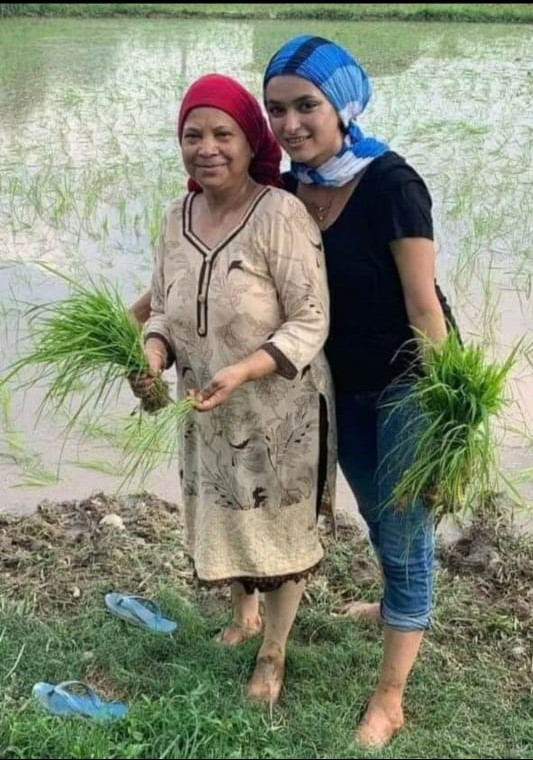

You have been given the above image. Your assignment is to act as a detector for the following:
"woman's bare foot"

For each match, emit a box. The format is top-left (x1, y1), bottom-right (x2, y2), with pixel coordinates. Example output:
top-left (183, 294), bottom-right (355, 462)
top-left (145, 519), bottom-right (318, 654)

top-left (245, 642), bottom-right (285, 705)
top-left (215, 615), bottom-right (263, 646)
top-left (336, 601), bottom-right (382, 623)
top-left (355, 695), bottom-right (404, 748)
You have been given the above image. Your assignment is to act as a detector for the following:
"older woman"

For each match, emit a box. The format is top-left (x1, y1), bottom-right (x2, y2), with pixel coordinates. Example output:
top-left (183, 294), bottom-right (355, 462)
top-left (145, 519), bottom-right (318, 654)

top-left (132, 74), bottom-right (335, 705)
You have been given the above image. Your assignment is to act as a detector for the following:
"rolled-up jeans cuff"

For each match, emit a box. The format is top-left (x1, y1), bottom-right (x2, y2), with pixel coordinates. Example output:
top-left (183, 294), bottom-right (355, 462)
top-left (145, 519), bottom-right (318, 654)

top-left (380, 600), bottom-right (432, 631)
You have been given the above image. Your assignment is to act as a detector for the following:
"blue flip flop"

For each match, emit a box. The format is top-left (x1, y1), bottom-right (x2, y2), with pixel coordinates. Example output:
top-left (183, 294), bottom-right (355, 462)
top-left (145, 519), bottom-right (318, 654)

top-left (105, 592), bottom-right (179, 634)
top-left (32, 680), bottom-right (128, 721)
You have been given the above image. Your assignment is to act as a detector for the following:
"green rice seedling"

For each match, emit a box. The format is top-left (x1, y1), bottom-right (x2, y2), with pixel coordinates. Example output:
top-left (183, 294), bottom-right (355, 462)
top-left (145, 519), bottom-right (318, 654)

top-left (2, 430), bottom-right (29, 464)
top-left (524, 339), bottom-right (533, 373)
top-left (0, 385), bottom-right (34, 468)
top-left (2, 265), bottom-right (172, 419)
top-left (1, 266), bottom-right (195, 479)
top-left (15, 462), bottom-right (60, 488)
top-left (0, 383), bottom-right (13, 429)
top-left (120, 395), bottom-right (194, 484)
top-left (388, 331), bottom-right (519, 520)
top-left (76, 415), bottom-right (123, 446)
top-left (70, 458), bottom-right (124, 477)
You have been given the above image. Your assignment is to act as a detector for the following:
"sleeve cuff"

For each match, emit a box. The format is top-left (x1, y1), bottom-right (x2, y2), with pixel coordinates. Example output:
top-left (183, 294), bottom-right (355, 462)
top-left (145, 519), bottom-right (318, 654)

top-left (260, 343), bottom-right (297, 380)
top-left (144, 332), bottom-right (175, 369)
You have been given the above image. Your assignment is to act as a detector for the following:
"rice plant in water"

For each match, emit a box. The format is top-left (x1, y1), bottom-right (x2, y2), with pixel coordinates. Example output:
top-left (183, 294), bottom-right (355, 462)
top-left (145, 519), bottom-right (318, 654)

top-left (391, 331), bottom-right (519, 520)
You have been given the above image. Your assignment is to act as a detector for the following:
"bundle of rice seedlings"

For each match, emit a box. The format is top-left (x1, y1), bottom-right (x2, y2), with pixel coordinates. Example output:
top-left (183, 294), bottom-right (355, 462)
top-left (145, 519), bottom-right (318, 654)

top-left (3, 267), bottom-right (171, 415)
top-left (391, 330), bottom-right (519, 520)
top-left (2, 266), bottom-right (194, 478)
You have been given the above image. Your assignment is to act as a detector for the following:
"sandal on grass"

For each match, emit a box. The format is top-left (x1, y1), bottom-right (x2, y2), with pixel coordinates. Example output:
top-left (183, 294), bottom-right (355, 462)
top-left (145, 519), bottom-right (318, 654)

top-left (105, 592), bottom-right (178, 634)
top-left (32, 680), bottom-right (127, 721)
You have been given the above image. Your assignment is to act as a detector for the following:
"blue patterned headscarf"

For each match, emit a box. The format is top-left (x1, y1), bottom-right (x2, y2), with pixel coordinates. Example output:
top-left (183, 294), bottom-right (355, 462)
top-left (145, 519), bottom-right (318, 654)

top-left (263, 35), bottom-right (388, 187)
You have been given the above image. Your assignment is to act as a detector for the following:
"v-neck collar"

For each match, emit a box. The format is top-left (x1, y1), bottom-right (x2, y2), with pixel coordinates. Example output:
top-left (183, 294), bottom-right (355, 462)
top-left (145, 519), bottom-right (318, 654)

top-left (183, 186), bottom-right (270, 256)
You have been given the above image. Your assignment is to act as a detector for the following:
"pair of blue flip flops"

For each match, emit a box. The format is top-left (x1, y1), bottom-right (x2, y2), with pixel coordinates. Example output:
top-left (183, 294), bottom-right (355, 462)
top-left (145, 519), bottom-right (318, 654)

top-left (33, 594), bottom-right (179, 720)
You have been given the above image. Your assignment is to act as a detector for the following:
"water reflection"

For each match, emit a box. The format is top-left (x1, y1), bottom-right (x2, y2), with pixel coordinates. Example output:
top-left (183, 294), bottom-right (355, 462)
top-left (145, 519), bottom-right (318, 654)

top-left (0, 17), bottom-right (531, 514)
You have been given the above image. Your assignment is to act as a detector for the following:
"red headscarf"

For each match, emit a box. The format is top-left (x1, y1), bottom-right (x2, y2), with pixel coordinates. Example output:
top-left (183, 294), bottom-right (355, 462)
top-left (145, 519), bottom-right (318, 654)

top-left (178, 74), bottom-right (282, 191)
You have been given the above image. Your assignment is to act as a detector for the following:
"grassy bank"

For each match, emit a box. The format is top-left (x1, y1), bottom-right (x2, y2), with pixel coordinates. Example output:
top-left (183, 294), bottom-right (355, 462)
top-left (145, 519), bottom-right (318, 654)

top-left (1, 3), bottom-right (532, 23)
top-left (1, 493), bottom-right (532, 758)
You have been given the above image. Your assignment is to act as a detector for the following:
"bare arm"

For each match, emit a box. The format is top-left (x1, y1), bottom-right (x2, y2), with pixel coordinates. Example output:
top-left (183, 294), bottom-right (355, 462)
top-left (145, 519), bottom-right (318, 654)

top-left (130, 290), bottom-right (152, 325)
top-left (193, 349), bottom-right (276, 412)
top-left (390, 237), bottom-right (447, 355)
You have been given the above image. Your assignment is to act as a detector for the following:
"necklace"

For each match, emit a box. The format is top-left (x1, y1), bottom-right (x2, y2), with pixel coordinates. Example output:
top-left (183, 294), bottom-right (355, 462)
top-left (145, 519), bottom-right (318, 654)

top-left (306, 198), bottom-right (333, 222)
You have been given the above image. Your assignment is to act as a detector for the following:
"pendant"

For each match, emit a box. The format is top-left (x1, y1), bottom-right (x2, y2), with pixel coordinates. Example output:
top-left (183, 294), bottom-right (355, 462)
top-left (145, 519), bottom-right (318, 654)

top-left (309, 199), bottom-right (332, 222)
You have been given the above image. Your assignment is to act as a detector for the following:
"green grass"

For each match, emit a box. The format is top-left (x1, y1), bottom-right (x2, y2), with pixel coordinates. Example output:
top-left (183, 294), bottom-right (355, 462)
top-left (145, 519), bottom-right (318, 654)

top-left (2, 598), bottom-right (529, 759)
top-left (1, 499), bottom-right (532, 759)
top-left (1, 4), bottom-right (532, 23)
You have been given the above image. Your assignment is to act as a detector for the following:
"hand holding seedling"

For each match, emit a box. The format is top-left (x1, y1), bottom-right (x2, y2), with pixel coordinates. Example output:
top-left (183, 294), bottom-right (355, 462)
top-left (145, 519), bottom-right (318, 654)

top-left (128, 339), bottom-right (171, 413)
top-left (193, 349), bottom-right (278, 412)
top-left (192, 363), bottom-right (249, 412)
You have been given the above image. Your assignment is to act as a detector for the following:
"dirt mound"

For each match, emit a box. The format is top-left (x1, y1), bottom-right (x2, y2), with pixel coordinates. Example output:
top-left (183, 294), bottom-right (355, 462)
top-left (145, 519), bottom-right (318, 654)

top-left (0, 492), bottom-right (192, 612)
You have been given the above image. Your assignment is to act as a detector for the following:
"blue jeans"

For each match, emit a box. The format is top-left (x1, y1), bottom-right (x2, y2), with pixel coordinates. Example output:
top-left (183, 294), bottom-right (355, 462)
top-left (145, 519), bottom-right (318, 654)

top-left (337, 382), bottom-right (435, 631)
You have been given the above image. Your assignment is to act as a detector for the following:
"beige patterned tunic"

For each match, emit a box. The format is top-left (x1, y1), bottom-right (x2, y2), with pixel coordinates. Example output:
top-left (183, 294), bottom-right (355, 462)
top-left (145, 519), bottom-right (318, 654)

top-left (146, 186), bottom-right (336, 586)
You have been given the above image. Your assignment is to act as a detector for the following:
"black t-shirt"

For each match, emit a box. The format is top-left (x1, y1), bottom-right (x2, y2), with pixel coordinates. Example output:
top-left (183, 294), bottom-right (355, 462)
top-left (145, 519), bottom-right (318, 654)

top-left (283, 151), bottom-right (456, 393)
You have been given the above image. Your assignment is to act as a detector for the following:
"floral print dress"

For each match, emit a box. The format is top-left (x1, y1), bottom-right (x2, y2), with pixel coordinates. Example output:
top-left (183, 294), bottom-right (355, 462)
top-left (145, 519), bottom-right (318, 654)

top-left (145, 186), bottom-right (336, 587)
